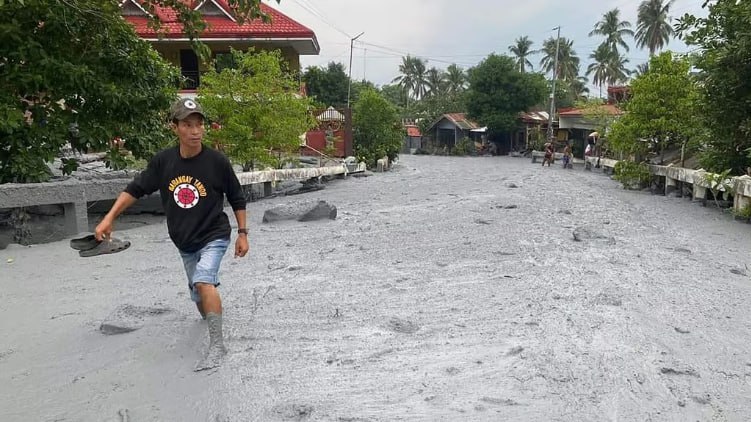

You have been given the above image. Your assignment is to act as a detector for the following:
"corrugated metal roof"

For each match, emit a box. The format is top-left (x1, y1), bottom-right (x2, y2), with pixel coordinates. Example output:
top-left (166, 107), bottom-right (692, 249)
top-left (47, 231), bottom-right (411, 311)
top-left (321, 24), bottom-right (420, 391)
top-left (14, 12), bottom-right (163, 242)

top-left (406, 126), bottom-right (421, 137)
top-left (558, 104), bottom-right (623, 117)
top-left (123, 1), bottom-right (317, 41)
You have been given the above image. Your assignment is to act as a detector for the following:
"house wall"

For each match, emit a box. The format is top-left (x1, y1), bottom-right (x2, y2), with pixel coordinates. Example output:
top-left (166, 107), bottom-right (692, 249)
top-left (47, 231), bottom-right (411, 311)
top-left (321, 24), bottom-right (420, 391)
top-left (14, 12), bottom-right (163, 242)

top-left (152, 43), bottom-right (301, 73)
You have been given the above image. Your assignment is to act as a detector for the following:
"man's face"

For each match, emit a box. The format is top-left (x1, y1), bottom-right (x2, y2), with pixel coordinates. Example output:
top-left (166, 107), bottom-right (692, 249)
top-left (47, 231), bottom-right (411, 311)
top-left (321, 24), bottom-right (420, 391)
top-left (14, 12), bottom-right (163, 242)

top-left (172, 114), bottom-right (205, 148)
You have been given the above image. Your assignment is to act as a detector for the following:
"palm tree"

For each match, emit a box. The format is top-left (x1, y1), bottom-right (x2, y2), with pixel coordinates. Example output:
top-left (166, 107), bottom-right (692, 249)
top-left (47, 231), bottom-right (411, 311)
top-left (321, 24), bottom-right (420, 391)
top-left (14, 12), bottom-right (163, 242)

top-left (445, 64), bottom-right (467, 94)
top-left (539, 37), bottom-right (580, 82)
top-left (586, 44), bottom-right (613, 97)
top-left (568, 76), bottom-right (590, 100)
top-left (392, 55), bottom-right (430, 101)
top-left (606, 54), bottom-right (631, 86)
top-left (635, 0), bottom-right (675, 56)
top-left (509, 36), bottom-right (534, 73)
top-left (633, 62), bottom-right (650, 77)
top-left (426, 67), bottom-right (446, 97)
top-left (589, 8), bottom-right (634, 53)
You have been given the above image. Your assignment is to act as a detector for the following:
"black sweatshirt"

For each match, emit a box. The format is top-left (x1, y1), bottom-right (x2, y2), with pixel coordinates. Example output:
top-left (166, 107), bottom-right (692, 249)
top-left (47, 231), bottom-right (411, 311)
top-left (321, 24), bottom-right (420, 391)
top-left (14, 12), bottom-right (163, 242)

top-left (124, 146), bottom-right (245, 252)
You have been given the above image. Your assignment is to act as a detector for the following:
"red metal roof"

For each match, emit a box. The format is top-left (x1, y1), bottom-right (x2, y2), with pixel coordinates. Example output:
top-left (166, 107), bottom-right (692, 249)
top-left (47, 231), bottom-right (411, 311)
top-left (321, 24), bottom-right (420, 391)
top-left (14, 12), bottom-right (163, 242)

top-left (124, 1), bottom-right (317, 40)
top-left (406, 125), bottom-right (421, 137)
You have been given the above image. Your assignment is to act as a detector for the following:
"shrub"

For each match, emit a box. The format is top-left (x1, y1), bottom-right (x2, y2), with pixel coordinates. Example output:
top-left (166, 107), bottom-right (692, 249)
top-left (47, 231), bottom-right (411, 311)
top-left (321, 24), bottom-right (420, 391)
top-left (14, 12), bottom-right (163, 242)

top-left (613, 161), bottom-right (650, 189)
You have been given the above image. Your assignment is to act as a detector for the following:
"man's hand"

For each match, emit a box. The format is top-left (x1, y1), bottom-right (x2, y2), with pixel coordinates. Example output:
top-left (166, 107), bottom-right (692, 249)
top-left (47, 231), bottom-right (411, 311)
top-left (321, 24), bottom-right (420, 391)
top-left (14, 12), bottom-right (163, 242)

top-left (94, 217), bottom-right (114, 241)
top-left (235, 235), bottom-right (249, 258)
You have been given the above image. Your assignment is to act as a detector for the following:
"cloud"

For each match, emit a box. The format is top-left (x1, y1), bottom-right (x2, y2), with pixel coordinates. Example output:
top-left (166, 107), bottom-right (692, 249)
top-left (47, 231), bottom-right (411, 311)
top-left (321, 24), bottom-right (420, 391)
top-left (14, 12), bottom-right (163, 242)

top-left (269, 0), bottom-right (708, 89)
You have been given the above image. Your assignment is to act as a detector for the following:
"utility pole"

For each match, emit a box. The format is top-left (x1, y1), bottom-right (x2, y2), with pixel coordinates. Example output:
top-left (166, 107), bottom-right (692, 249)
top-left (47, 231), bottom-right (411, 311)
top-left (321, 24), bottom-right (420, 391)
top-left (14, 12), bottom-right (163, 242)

top-left (547, 26), bottom-right (561, 144)
top-left (347, 31), bottom-right (365, 109)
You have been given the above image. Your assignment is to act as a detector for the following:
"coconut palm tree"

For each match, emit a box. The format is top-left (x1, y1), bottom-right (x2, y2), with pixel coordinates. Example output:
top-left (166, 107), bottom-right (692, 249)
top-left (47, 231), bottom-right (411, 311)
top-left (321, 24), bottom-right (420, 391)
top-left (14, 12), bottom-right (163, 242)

top-left (586, 44), bottom-right (613, 97)
top-left (606, 54), bottom-right (631, 86)
top-left (539, 37), bottom-right (580, 82)
top-left (426, 67), bottom-right (446, 97)
top-left (633, 62), bottom-right (650, 77)
top-left (568, 76), bottom-right (590, 100)
top-left (392, 55), bottom-right (430, 101)
top-left (508, 36), bottom-right (535, 73)
top-left (589, 8), bottom-right (634, 53)
top-left (445, 64), bottom-right (467, 94)
top-left (635, 0), bottom-right (675, 56)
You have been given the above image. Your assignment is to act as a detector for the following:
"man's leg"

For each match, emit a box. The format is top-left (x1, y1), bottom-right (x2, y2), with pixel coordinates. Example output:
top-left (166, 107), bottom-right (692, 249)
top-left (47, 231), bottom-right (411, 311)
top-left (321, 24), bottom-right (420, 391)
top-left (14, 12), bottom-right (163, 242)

top-left (191, 238), bottom-right (230, 372)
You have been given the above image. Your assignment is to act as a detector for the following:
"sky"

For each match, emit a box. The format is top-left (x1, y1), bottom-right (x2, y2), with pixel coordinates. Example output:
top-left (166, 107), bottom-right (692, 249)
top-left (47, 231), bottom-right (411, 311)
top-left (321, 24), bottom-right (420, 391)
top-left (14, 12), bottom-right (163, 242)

top-left (265, 0), bottom-right (708, 95)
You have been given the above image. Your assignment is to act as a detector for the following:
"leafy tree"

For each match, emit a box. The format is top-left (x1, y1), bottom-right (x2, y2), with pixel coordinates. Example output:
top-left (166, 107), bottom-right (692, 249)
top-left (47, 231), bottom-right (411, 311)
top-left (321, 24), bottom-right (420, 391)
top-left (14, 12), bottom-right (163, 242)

top-left (198, 49), bottom-right (316, 170)
top-left (466, 54), bottom-right (548, 134)
top-left (587, 44), bottom-right (613, 96)
top-left (302, 62), bottom-right (349, 108)
top-left (508, 36), bottom-right (535, 73)
top-left (0, 0), bottom-right (269, 184)
top-left (379, 84), bottom-right (407, 109)
top-left (352, 89), bottom-right (402, 166)
top-left (589, 8), bottom-right (634, 53)
top-left (392, 55), bottom-right (429, 102)
top-left (0, 0), bottom-right (179, 183)
top-left (677, 0), bottom-right (751, 173)
top-left (607, 52), bottom-right (700, 163)
top-left (426, 67), bottom-right (446, 97)
top-left (636, 0), bottom-right (675, 56)
top-left (444, 64), bottom-right (468, 94)
top-left (539, 37), bottom-right (580, 82)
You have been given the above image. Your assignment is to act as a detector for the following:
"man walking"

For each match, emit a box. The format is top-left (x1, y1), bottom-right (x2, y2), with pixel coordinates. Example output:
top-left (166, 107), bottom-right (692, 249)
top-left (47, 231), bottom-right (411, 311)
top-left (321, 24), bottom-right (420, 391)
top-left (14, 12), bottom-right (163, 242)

top-left (95, 98), bottom-right (249, 371)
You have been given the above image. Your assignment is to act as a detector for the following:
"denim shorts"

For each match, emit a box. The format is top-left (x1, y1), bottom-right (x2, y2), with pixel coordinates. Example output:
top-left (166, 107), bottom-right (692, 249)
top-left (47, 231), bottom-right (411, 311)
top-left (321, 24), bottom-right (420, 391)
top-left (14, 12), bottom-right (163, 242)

top-left (179, 237), bottom-right (230, 302)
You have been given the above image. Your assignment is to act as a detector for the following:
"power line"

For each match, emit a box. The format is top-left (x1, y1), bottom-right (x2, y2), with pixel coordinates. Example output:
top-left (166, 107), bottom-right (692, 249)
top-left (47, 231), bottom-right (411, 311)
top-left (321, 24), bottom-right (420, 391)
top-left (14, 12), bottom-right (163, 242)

top-left (289, 0), bottom-right (351, 39)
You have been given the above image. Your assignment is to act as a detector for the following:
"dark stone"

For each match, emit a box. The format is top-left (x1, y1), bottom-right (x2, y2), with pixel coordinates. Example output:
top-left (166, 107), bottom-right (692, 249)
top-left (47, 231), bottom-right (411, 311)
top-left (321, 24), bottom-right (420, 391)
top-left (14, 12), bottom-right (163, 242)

top-left (262, 200), bottom-right (337, 223)
top-left (388, 317), bottom-right (420, 334)
top-left (572, 226), bottom-right (615, 245)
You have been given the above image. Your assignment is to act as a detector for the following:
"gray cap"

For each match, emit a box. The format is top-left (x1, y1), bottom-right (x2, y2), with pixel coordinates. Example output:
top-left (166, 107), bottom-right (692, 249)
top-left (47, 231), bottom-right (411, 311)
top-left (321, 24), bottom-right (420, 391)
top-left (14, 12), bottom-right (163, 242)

top-left (169, 98), bottom-right (206, 121)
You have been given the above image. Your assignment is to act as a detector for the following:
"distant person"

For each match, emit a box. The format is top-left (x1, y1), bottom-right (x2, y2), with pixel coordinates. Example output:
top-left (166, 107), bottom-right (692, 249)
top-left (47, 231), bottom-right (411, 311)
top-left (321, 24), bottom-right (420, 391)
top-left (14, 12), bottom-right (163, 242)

top-left (562, 143), bottom-right (572, 169)
top-left (542, 142), bottom-right (554, 167)
top-left (94, 98), bottom-right (249, 371)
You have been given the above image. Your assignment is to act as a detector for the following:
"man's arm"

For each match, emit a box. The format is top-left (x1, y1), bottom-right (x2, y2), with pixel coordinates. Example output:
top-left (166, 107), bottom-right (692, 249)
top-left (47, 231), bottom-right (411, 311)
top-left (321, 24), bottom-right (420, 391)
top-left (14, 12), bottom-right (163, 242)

top-left (233, 209), bottom-right (249, 258)
top-left (95, 192), bottom-right (137, 241)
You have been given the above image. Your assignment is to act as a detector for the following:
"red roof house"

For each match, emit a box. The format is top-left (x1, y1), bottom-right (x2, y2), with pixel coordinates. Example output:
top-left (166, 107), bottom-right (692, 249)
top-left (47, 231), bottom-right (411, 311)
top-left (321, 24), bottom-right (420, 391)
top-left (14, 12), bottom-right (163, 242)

top-left (121, 0), bottom-right (319, 92)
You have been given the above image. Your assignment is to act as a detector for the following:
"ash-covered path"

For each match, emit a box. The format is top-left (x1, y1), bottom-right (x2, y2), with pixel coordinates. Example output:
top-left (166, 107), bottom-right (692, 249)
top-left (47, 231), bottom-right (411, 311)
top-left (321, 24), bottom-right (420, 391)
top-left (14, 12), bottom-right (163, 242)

top-left (1, 155), bottom-right (750, 421)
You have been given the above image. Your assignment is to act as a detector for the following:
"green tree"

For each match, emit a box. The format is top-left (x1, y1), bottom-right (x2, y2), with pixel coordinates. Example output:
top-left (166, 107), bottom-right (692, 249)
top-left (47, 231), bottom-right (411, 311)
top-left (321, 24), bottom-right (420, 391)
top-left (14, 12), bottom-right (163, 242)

top-left (589, 8), bottom-right (634, 53)
top-left (392, 55), bottom-right (429, 102)
top-left (353, 89), bottom-right (403, 166)
top-left (607, 52), bottom-right (700, 163)
top-left (379, 84), bottom-right (407, 110)
top-left (677, 0), bottom-right (751, 173)
top-left (0, 0), bottom-right (179, 183)
top-left (0, 0), bottom-right (269, 183)
top-left (587, 44), bottom-right (613, 96)
top-left (302, 62), bottom-right (349, 108)
top-left (198, 49), bottom-right (316, 170)
top-left (539, 37), bottom-right (580, 82)
top-left (445, 64), bottom-right (468, 94)
top-left (509, 36), bottom-right (535, 73)
top-left (636, 0), bottom-right (675, 56)
top-left (466, 54), bottom-right (548, 133)
top-left (426, 67), bottom-right (447, 97)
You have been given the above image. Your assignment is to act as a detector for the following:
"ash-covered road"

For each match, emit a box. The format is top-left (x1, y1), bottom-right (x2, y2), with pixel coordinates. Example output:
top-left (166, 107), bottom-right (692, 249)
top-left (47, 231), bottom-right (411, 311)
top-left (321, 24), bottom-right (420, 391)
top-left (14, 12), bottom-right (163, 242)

top-left (1, 155), bottom-right (750, 421)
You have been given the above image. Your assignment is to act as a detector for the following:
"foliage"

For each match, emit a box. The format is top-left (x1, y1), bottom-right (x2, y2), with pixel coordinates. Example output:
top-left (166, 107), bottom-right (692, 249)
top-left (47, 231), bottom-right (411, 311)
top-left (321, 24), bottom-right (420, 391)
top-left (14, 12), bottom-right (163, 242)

top-left (352, 89), bottom-right (403, 167)
top-left (302, 62), bottom-right (349, 108)
top-left (466, 54), bottom-right (548, 134)
top-left (606, 52), bottom-right (700, 162)
top-left (451, 137), bottom-right (473, 156)
top-left (392, 55), bottom-right (429, 102)
top-left (509, 36), bottom-right (535, 73)
top-left (613, 160), bottom-right (650, 189)
top-left (198, 49), bottom-right (316, 170)
top-left (589, 8), bottom-right (634, 53)
top-left (703, 169), bottom-right (733, 208)
top-left (635, 0), bottom-right (675, 55)
top-left (677, 0), bottom-right (751, 174)
top-left (586, 44), bottom-right (631, 94)
top-left (539, 37), bottom-right (581, 82)
top-left (0, 0), bottom-right (179, 183)
top-left (732, 204), bottom-right (751, 219)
